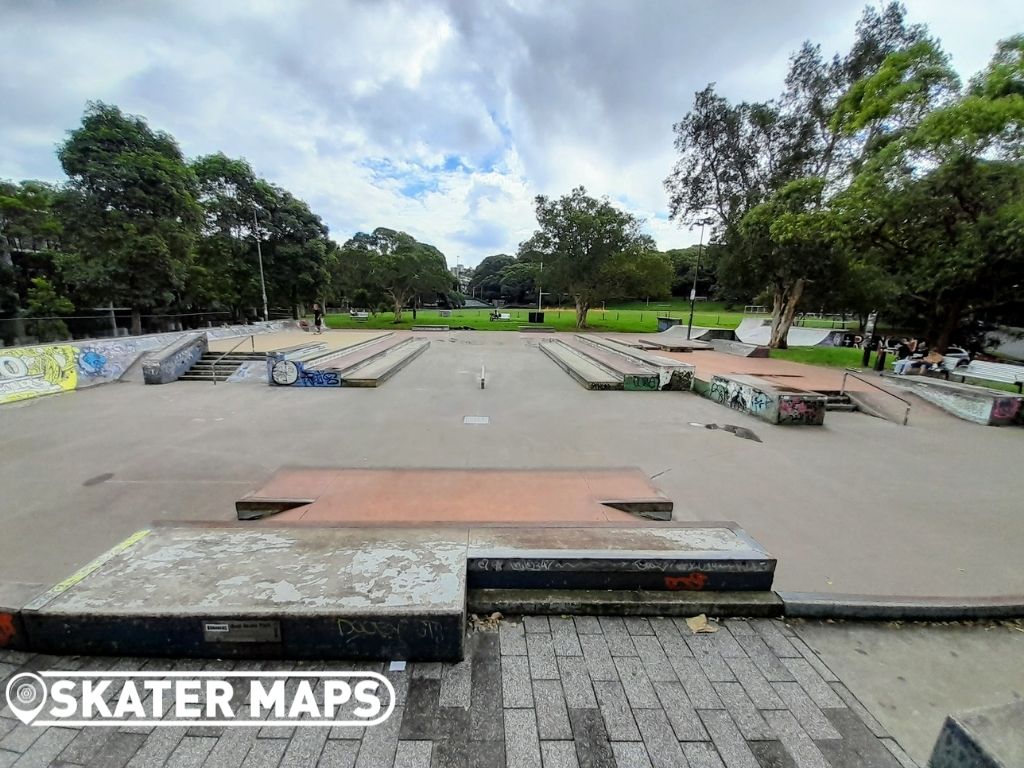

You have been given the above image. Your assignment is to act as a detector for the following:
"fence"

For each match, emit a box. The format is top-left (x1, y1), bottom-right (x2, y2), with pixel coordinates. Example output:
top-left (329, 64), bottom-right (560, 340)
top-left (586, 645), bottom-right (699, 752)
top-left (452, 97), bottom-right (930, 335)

top-left (0, 311), bottom-right (239, 348)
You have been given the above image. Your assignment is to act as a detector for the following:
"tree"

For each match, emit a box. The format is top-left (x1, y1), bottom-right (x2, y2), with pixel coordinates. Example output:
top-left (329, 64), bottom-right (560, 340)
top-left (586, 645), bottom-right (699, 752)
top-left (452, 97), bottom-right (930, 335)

top-left (189, 154), bottom-right (267, 318)
top-left (470, 254), bottom-right (515, 301)
top-left (519, 187), bottom-right (658, 328)
top-left (731, 178), bottom-right (838, 348)
top-left (24, 277), bottom-right (75, 342)
top-left (338, 228), bottom-right (450, 321)
top-left (833, 35), bottom-right (1024, 350)
top-left (664, 87), bottom-right (803, 232)
top-left (498, 262), bottom-right (537, 304)
top-left (57, 103), bottom-right (201, 334)
top-left (260, 189), bottom-right (332, 317)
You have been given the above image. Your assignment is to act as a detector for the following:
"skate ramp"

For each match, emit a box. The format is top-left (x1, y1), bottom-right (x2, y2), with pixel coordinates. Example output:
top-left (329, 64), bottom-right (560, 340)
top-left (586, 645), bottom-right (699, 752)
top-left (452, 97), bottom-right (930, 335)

top-left (735, 318), bottom-right (845, 347)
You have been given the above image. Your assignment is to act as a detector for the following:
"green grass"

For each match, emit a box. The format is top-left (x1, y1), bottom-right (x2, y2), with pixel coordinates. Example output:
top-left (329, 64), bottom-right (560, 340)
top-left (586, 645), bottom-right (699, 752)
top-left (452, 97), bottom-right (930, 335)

top-left (325, 304), bottom-right (856, 333)
top-left (327, 307), bottom-right (737, 333)
top-left (769, 347), bottom-right (867, 369)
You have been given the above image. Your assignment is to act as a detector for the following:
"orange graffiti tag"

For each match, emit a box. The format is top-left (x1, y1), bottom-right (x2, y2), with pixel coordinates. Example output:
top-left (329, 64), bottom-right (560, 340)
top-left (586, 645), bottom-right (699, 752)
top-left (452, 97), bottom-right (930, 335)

top-left (0, 613), bottom-right (16, 647)
top-left (664, 572), bottom-right (708, 591)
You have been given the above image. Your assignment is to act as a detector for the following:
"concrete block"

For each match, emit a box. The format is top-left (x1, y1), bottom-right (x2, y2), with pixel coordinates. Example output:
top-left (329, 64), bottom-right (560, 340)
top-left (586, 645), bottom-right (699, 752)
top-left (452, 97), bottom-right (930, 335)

top-left (706, 374), bottom-right (826, 425)
top-left (22, 527), bottom-right (466, 661)
top-left (929, 701), bottom-right (1024, 768)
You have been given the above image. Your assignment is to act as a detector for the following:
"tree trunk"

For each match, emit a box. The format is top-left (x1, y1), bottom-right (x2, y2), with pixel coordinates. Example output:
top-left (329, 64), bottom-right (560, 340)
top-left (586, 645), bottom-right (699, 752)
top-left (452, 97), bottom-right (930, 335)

top-left (768, 279), bottom-right (805, 349)
top-left (930, 302), bottom-right (963, 353)
top-left (130, 307), bottom-right (142, 336)
top-left (392, 293), bottom-right (404, 323)
top-left (575, 297), bottom-right (589, 329)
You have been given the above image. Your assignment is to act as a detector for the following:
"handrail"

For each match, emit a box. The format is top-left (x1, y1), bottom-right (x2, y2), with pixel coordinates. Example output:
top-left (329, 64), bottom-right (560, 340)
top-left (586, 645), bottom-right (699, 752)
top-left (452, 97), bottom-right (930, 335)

top-left (841, 368), bottom-right (911, 426)
top-left (211, 334), bottom-right (256, 385)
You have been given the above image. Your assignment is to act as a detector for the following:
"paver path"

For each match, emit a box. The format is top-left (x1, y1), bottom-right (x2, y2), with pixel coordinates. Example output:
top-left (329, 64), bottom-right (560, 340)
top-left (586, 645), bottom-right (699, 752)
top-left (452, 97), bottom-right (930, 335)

top-left (0, 616), bottom-right (917, 767)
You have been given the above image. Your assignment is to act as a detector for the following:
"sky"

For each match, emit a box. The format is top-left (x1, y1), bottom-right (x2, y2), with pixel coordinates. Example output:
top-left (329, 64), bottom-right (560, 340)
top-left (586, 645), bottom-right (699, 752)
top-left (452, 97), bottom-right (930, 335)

top-left (1, 1), bottom-right (1021, 267)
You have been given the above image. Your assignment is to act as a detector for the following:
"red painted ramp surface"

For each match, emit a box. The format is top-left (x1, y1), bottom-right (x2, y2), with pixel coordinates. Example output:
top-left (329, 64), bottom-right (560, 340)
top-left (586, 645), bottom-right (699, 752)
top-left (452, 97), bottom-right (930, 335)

top-left (238, 468), bottom-right (671, 524)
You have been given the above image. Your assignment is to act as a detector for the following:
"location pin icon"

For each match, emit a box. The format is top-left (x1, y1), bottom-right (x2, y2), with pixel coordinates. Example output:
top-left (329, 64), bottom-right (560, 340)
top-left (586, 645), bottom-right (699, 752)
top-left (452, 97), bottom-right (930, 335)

top-left (5, 673), bottom-right (47, 725)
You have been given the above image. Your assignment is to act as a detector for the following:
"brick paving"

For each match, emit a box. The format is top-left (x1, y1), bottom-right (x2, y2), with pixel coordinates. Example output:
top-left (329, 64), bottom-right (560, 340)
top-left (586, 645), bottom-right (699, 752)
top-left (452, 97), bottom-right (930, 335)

top-left (0, 617), bottom-right (918, 767)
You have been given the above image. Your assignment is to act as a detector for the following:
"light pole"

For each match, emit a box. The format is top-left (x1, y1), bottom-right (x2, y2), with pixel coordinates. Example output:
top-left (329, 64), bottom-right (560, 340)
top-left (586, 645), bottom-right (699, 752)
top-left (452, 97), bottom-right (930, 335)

top-left (537, 261), bottom-right (543, 312)
top-left (687, 219), bottom-right (709, 340)
top-left (253, 208), bottom-right (269, 322)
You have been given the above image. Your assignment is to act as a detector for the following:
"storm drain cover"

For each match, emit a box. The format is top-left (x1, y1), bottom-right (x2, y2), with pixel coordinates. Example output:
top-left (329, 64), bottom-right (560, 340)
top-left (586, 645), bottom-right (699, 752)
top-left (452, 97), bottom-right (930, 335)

top-left (463, 416), bottom-right (490, 425)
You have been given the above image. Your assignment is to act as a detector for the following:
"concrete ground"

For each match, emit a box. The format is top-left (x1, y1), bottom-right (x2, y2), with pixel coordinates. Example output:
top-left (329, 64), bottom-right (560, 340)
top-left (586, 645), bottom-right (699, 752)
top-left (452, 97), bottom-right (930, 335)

top-left (0, 616), bottom-right (921, 768)
top-left (796, 619), bottom-right (1024, 764)
top-left (1, 331), bottom-right (1020, 598)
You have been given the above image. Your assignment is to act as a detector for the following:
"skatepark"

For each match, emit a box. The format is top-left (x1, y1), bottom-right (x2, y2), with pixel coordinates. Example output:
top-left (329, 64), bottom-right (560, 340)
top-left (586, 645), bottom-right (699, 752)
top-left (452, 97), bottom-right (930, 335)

top-left (2, 325), bottom-right (1022, 766)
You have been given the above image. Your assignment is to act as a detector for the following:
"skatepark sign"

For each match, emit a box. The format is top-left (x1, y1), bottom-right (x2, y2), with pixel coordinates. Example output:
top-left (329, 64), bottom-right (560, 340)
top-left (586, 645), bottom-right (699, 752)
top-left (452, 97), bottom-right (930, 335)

top-left (4, 670), bottom-right (395, 728)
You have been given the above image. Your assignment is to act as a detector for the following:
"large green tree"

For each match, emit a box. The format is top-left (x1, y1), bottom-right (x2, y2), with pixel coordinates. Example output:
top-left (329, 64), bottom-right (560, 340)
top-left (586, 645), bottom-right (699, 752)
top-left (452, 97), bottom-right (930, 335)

top-left (834, 35), bottom-right (1024, 350)
top-left (518, 187), bottom-right (659, 328)
top-left (338, 228), bottom-right (450, 321)
top-left (470, 254), bottom-right (515, 301)
top-left (731, 178), bottom-right (838, 348)
top-left (58, 102), bottom-right (201, 334)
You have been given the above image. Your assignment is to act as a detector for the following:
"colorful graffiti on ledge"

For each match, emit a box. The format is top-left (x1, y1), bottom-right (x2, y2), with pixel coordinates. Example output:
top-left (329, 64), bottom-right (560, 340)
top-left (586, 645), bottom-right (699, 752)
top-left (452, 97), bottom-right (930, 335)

top-left (0, 346), bottom-right (78, 404)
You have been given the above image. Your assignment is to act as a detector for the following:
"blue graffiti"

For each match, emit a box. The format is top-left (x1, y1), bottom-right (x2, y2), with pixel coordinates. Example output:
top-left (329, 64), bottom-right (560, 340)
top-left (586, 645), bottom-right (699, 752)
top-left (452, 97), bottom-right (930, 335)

top-left (298, 369), bottom-right (341, 387)
top-left (79, 350), bottom-right (108, 376)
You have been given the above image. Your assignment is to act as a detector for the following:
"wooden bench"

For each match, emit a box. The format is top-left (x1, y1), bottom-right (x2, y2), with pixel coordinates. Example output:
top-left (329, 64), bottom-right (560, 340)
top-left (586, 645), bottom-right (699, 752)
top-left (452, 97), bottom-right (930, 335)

top-left (953, 360), bottom-right (1024, 392)
top-left (350, 311), bottom-right (369, 322)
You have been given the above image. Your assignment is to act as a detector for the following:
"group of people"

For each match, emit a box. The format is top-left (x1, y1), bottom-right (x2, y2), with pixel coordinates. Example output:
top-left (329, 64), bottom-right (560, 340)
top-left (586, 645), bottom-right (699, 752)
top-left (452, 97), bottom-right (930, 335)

top-left (891, 338), bottom-right (937, 375)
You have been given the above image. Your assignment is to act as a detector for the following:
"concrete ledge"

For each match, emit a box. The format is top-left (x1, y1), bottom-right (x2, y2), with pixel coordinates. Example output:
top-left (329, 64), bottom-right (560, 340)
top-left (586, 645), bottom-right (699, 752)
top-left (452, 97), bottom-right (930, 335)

top-left (411, 325), bottom-right (449, 331)
top-left (141, 333), bottom-right (207, 384)
top-left (882, 373), bottom-right (1023, 426)
top-left (0, 582), bottom-right (46, 650)
top-left (468, 589), bottom-right (783, 617)
top-left (341, 339), bottom-right (430, 387)
top-left (706, 374), bottom-right (827, 425)
top-left (539, 341), bottom-right (622, 390)
top-left (778, 592), bottom-right (1024, 620)
top-left (930, 701), bottom-right (1024, 768)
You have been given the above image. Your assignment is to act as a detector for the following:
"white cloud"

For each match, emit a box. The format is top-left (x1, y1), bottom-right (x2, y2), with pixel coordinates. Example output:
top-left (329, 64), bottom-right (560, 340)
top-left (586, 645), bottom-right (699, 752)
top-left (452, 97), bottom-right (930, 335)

top-left (1, 0), bottom-right (1019, 266)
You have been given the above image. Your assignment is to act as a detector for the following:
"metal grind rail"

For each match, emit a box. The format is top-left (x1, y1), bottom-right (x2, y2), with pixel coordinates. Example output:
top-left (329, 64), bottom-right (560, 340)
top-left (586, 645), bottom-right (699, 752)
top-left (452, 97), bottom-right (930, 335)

top-left (841, 368), bottom-right (912, 426)
top-left (211, 334), bottom-right (257, 385)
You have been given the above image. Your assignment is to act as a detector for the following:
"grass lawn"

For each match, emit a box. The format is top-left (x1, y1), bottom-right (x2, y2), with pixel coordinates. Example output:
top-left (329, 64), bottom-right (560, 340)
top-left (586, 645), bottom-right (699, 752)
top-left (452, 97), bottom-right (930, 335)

top-left (770, 347), bottom-right (867, 368)
top-left (325, 303), bottom-right (856, 333)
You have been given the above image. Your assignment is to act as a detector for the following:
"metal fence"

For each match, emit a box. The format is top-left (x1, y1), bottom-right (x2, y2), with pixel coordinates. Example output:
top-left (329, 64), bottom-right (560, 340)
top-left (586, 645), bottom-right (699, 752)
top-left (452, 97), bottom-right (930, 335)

top-left (0, 310), bottom-right (241, 347)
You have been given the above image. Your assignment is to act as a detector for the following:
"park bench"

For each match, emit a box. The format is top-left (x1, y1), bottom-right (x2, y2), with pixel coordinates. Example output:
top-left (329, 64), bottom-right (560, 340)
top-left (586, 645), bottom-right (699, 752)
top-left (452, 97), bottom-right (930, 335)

top-left (953, 360), bottom-right (1024, 392)
top-left (350, 311), bottom-right (369, 322)
top-left (490, 312), bottom-right (512, 321)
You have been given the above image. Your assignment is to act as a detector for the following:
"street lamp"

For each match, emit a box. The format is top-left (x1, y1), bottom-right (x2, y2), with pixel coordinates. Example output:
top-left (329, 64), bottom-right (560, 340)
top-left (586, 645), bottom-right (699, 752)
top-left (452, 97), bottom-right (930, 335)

top-left (253, 207), bottom-right (269, 322)
top-left (687, 219), bottom-right (710, 340)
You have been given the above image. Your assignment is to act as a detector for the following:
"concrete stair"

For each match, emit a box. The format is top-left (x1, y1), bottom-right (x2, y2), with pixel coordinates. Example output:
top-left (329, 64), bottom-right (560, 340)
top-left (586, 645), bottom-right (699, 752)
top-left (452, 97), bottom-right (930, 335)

top-left (179, 351), bottom-right (266, 382)
top-left (824, 393), bottom-right (856, 411)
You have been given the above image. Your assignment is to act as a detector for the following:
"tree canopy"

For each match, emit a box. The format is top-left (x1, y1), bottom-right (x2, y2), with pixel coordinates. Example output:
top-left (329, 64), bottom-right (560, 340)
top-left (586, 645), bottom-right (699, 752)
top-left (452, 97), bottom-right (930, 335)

top-left (518, 187), bottom-right (665, 328)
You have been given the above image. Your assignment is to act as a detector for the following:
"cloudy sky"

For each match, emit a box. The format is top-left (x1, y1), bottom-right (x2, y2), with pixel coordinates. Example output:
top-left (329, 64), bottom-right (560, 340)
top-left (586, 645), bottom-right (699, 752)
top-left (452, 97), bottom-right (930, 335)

top-left (1, 1), bottom-right (1020, 266)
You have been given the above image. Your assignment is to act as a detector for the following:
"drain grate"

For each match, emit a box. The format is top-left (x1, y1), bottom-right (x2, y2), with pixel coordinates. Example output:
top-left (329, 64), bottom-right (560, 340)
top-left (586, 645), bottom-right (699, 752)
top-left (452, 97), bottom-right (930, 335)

top-left (463, 416), bottom-right (490, 425)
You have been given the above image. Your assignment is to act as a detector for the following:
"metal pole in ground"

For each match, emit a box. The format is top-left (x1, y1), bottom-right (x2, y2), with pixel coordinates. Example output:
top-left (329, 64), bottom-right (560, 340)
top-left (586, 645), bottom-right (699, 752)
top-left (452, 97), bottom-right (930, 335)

top-left (687, 220), bottom-right (707, 340)
top-left (253, 208), bottom-right (269, 322)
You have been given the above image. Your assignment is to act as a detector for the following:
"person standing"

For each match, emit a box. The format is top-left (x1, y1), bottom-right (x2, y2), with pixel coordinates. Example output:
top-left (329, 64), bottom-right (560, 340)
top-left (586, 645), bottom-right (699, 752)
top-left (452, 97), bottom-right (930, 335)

top-left (312, 302), bottom-right (324, 334)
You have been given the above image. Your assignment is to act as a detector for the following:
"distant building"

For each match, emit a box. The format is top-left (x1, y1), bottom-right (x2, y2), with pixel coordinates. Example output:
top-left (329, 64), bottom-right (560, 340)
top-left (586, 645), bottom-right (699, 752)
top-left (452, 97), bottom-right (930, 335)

top-left (450, 264), bottom-right (473, 293)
